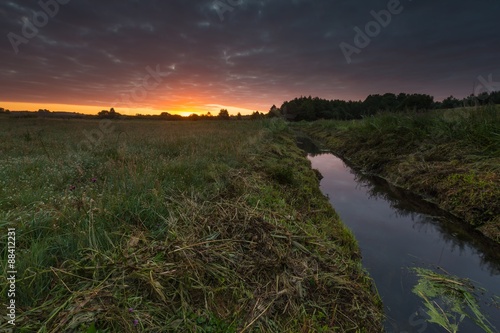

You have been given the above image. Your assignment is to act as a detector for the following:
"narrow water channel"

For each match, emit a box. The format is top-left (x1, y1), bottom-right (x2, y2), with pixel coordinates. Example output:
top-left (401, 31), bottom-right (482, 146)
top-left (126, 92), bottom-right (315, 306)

top-left (299, 139), bottom-right (500, 333)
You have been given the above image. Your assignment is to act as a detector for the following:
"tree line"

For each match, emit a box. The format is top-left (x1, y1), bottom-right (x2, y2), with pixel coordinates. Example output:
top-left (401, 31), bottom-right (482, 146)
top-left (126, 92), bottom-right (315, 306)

top-left (1, 107), bottom-right (267, 121)
top-left (268, 91), bottom-right (500, 121)
top-left (4, 90), bottom-right (499, 122)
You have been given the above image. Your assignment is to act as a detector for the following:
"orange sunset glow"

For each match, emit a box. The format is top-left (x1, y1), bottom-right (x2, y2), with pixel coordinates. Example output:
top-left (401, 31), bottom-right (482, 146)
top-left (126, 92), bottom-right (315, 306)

top-left (1, 101), bottom-right (260, 117)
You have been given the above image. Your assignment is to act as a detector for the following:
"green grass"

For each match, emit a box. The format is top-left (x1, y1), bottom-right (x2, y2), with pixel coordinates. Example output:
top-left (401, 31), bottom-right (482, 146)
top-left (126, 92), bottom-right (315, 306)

top-left (297, 106), bottom-right (500, 243)
top-left (0, 118), bottom-right (383, 332)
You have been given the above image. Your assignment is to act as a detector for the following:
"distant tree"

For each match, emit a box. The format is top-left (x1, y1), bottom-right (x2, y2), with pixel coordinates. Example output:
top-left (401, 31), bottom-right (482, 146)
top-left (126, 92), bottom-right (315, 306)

top-left (440, 96), bottom-right (461, 109)
top-left (109, 107), bottom-right (119, 118)
top-left (362, 93), bottom-right (401, 114)
top-left (397, 94), bottom-right (434, 111)
top-left (0, 107), bottom-right (4, 113)
top-left (236, 112), bottom-right (242, 120)
top-left (250, 111), bottom-right (263, 120)
top-left (489, 91), bottom-right (500, 104)
top-left (98, 110), bottom-right (109, 117)
top-left (267, 105), bottom-right (281, 118)
top-left (169, 114), bottom-right (184, 121)
top-left (162, 112), bottom-right (182, 121)
top-left (297, 99), bottom-right (316, 121)
top-left (98, 107), bottom-right (120, 119)
top-left (159, 112), bottom-right (183, 121)
top-left (218, 109), bottom-right (230, 120)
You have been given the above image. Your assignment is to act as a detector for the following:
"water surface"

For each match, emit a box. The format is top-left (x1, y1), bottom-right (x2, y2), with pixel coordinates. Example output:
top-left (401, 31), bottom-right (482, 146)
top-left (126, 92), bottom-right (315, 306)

top-left (302, 144), bottom-right (500, 333)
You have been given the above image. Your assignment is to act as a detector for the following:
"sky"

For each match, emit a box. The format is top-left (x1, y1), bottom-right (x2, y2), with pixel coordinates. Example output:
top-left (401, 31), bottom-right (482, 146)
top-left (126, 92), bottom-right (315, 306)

top-left (1, 0), bottom-right (499, 116)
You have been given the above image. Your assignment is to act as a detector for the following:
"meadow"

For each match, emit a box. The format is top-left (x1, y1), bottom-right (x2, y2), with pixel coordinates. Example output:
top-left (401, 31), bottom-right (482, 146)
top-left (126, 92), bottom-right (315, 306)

top-left (0, 116), bottom-right (383, 332)
top-left (298, 106), bottom-right (500, 243)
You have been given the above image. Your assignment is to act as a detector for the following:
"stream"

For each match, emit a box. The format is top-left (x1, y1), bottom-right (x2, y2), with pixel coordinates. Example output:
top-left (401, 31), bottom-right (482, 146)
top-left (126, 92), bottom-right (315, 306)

top-left (298, 138), bottom-right (500, 333)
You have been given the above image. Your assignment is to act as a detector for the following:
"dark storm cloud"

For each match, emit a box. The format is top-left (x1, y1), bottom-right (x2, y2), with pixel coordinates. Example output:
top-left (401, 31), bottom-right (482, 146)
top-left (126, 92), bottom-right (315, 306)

top-left (1, 0), bottom-right (499, 112)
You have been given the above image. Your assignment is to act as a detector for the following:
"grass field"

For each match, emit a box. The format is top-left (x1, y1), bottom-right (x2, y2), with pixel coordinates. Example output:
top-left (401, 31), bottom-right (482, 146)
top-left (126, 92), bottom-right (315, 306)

top-left (0, 116), bottom-right (383, 332)
top-left (297, 106), bottom-right (500, 243)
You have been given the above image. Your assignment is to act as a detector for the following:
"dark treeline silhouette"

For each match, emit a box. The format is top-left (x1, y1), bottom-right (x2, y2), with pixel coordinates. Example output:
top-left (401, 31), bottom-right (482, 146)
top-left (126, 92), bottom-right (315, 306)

top-left (1, 107), bottom-right (267, 121)
top-left (270, 91), bottom-right (500, 121)
top-left (136, 110), bottom-right (265, 121)
top-left (98, 107), bottom-right (120, 119)
top-left (5, 89), bottom-right (499, 122)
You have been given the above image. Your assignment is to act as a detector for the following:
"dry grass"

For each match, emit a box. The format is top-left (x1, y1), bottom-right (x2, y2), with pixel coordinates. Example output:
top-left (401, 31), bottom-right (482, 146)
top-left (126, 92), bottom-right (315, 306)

top-left (0, 118), bottom-right (383, 332)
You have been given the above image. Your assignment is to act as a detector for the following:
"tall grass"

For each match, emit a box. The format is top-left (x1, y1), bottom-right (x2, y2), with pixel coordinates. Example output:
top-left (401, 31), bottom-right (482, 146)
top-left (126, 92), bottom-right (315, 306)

top-left (312, 106), bottom-right (500, 159)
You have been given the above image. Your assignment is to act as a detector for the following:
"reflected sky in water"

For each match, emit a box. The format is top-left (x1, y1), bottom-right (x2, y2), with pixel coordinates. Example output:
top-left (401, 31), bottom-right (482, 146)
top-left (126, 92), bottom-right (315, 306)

top-left (308, 153), bottom-right (500, 333)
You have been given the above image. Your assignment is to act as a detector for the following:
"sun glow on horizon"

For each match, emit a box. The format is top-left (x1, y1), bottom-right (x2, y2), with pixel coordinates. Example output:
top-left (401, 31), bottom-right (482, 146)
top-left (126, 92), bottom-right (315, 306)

top-left (1, 101), bottom-right (260, 117)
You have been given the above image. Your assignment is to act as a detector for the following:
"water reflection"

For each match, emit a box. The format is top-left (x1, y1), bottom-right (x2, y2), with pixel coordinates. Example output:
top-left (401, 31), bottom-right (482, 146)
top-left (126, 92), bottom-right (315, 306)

top-left (353, 164), bottom-right (500, 276)
top-left (305, 150), bottom-right (500, 333)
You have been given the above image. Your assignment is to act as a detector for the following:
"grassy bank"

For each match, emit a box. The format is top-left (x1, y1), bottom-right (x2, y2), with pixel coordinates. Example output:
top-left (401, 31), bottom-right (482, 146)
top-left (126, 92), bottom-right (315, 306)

top-left (297, 106), bottom-right (500, 243)
top-left (0, 117), bottom-right (383, 332)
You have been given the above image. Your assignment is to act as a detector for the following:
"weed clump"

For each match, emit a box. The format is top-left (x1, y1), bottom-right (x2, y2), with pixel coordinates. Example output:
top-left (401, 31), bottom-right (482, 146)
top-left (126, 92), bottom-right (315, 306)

top-left (412, 267), bottom-right (497, 333)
